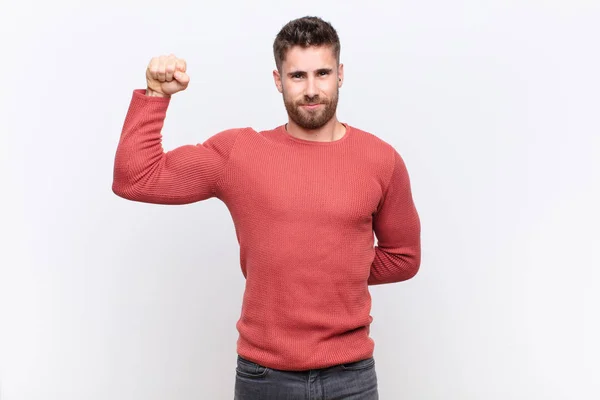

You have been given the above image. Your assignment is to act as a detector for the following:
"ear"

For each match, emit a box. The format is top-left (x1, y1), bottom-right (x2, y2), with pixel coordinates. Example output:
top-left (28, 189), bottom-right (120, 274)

top-left (273, 69), bottom-right (283, 93)
top-left (337, 63), bottom-right (344, 88)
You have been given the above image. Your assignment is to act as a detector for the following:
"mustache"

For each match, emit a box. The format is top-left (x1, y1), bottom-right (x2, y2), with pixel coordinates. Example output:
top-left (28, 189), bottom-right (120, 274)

top-left (298, 95), bottom-right (326, 106)
top-left (297, 99), bottom-right (328, 106)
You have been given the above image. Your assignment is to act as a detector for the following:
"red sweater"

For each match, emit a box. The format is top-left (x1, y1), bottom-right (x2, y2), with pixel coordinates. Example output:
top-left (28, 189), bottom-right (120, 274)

top-left (112, 89), bottom-right (421, 371)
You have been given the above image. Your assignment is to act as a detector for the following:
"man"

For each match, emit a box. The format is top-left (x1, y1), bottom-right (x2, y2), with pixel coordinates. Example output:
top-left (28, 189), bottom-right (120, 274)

top-left (112, 16), bottom-right (420, 400)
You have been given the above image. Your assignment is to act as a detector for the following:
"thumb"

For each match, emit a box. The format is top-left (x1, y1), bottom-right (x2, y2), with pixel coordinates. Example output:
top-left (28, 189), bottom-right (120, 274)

top-left (174, 71), bottom-right (190, 85)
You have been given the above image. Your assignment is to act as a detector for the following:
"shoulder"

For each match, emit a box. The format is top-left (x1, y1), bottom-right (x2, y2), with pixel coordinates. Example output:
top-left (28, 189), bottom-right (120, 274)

top-left (349, 126), bottom-right (413, 194)
top-left (205, 127), bottom-right (253, 141)
top-left (349, 125), bottom-right (398, 154)
top-left (201, 127), bottom-right (258, 159)
top-left (347, 124), bottom-right (400, 168)
top-left (203, 126), bottom-right (260, 146)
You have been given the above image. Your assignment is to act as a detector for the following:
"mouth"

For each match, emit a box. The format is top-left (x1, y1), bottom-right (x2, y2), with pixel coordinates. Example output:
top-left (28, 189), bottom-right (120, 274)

top-left (301, 103), bottom-right (325, 110)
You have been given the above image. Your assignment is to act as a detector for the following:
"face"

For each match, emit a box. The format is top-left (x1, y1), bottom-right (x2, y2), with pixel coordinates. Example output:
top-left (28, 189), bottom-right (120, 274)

top-left (273, 45), bottom-right (344, 130)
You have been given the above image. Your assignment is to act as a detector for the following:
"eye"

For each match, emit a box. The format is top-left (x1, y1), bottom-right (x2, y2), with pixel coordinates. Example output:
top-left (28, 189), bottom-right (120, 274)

top-left (291, 73), bottom-right (303, 79)
top-left (319, 71), bottom-right (329, 76)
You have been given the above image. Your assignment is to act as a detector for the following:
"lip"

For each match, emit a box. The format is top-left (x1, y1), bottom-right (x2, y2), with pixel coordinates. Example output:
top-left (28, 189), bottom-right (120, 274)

top-left (301, 104), bottom-right (324, 110)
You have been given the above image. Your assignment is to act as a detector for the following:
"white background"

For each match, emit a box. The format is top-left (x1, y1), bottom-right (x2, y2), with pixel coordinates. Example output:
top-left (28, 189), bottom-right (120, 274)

top-left (1, 0), bottom-right (599, 399)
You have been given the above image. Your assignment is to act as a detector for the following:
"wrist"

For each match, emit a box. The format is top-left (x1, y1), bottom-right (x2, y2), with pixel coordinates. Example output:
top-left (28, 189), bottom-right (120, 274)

top-left (145, 88), bottom-right (170, 98)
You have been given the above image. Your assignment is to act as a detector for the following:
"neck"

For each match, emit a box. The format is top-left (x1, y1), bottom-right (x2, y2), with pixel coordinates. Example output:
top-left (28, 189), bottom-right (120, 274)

top-left (285, 118), bottom-right (346, 142)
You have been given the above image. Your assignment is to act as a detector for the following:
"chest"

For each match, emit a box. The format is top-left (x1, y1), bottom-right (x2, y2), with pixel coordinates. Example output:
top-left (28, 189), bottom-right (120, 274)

top-left (222, 150), bottom-right (383, 226)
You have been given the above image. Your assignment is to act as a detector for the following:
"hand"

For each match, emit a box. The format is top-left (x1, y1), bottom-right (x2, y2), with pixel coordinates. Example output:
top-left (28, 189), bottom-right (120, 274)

top-left (145, 54), bottom-right (190, 96)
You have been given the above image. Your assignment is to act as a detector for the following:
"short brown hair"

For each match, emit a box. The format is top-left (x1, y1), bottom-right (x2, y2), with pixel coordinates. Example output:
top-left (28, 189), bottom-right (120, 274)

top-left (273, 16), bottom-right (341, 72)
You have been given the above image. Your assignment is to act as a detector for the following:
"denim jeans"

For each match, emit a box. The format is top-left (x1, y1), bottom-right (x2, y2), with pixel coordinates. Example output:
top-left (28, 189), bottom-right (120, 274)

top-left (234, 355), bottom-right (378, 399)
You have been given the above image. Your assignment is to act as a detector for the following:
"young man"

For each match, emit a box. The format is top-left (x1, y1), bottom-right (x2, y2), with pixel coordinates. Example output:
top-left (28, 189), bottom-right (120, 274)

top-left (112, 16), bottom-right (421, 400)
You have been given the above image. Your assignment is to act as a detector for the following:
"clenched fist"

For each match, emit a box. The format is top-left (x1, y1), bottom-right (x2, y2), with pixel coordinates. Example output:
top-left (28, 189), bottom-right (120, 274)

top-left (146, 54), bottom-right (190, 97)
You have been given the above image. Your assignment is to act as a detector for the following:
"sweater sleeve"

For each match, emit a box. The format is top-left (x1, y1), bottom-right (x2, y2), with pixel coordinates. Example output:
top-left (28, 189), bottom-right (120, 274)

top-left (368, 150), bottom-right (421, 285)
top-left (112, 89), bottom-right (241, 204)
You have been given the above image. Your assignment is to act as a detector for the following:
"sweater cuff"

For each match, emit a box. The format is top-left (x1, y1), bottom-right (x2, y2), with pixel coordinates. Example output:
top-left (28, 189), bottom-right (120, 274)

top-left (132, 88), bottom-right (172, 103)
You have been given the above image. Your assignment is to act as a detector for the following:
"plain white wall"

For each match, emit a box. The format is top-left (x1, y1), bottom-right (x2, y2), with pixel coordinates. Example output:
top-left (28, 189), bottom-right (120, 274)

top-left (1, 0), bottom-right (599, 399)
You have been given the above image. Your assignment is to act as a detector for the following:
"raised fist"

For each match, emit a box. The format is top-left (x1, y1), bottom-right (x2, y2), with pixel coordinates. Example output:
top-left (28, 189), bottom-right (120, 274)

top-left (145, 54), bottom-right (190, 96)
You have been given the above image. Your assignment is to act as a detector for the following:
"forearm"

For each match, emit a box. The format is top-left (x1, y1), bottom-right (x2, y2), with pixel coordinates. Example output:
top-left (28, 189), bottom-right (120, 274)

top-left (368, 243), bottom-right (421, 285)
top-left (112, 89), bottom-right (176, 203)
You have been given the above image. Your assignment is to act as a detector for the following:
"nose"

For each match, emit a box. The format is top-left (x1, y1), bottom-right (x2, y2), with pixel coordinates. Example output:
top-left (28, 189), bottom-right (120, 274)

top-left (304, 76), bottom-right (318, 98)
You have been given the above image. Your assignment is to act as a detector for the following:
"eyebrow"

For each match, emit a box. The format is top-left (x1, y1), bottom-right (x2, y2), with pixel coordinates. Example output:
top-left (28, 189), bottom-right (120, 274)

top-left (287, 68), bottom-right (334, 77)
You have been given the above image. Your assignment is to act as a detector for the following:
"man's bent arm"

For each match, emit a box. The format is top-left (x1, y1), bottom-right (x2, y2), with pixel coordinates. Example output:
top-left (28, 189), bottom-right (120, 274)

top-left (112, 89), bottom-right (241, 204)
top-left (368, 150), bottom-right (421, 285)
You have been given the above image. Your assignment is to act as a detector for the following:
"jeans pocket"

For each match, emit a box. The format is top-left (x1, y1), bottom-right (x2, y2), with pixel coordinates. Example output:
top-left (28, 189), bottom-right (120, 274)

top-left (340, 357), bottom-right (375, 371)
top-left (236, 356), bottom-right (270, 378)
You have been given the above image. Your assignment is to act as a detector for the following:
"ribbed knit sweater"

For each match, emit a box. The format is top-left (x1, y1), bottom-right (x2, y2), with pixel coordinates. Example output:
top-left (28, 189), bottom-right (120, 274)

top-left (112, 89), bottom-right (421, 371)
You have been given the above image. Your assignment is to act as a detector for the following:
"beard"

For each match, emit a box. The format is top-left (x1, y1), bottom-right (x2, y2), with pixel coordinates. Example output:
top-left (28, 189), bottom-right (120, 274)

top-left (283, 87), bottom-right (339, 130)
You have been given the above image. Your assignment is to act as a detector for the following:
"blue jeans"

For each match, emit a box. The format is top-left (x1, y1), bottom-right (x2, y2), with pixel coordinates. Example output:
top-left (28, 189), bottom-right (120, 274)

top-left (234, 355), bottom-right (379, 399)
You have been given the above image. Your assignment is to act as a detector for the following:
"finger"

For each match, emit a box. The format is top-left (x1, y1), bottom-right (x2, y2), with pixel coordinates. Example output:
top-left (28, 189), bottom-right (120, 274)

top-left (157, 55), bottom-right (166, 82)
top-left (175, 58), bottom-right (186, 73)
top-left (165, 57), bottom-right (176, 82)
top-left (148, 57), bottom-right (159, 80)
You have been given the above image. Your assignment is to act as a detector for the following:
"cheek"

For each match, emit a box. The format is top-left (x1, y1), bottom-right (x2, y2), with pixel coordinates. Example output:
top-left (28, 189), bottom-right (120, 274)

top-left (318, 80), bottom-right (337, 93)
top-left (283, 84), bottom-right (302, 100)
top-left (318, 87), bottom-right (336, 100)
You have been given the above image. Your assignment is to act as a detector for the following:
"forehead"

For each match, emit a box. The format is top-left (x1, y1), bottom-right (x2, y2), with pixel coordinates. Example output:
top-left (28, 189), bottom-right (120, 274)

top-left (282, 45), bottom-right (337, 72)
